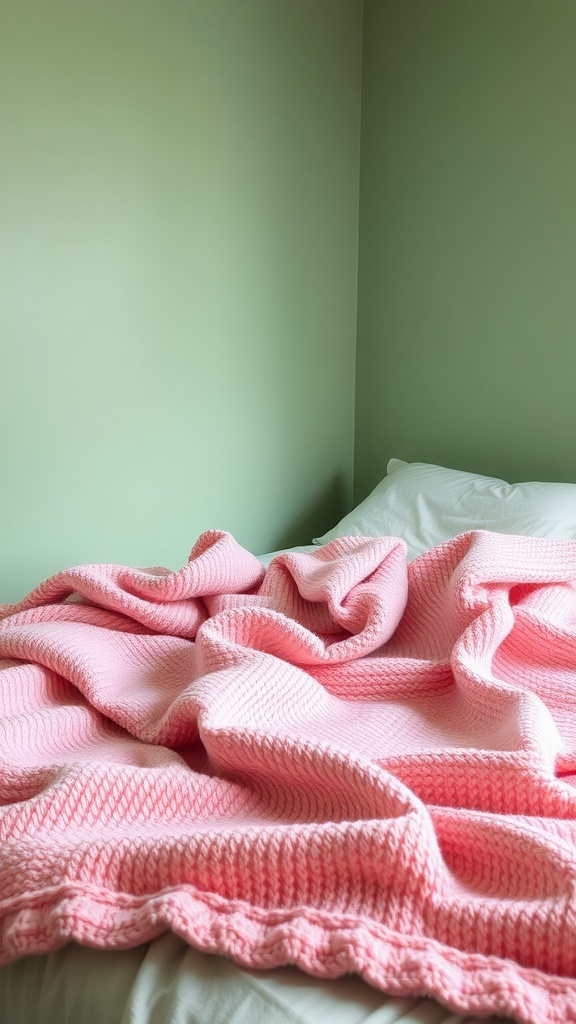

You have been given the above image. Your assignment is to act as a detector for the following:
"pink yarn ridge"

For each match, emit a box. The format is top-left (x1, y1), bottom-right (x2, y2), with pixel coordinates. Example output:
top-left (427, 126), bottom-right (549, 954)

top-left (2, 529), bottom-right (576, 1024)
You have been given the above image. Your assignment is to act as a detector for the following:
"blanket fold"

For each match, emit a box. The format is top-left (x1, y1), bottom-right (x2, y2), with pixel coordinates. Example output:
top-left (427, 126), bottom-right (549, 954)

top-left (2, 529), bottom-right (576, 1024)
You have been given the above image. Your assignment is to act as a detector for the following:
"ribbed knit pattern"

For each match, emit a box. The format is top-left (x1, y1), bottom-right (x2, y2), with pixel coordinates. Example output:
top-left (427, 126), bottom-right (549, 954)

top-left (2, 528), bottom-right (576, 1023)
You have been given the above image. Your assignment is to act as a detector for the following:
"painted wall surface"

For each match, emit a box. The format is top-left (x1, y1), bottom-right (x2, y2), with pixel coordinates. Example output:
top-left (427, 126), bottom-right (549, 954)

top-left (355, 0), bottom-right (576, 500)
top-left (0, 0), bottom-right (361, 601)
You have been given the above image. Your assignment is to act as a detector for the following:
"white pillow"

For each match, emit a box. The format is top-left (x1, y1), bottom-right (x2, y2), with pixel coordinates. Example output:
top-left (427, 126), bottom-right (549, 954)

top-left (313, 459), bottom-right (576, 560)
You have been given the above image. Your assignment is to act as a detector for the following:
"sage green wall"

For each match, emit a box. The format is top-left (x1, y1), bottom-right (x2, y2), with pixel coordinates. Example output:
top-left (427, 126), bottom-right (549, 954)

top-left (355, 0), bottom-right (576, 500)
top-left (0, 0), bottom-right (362, 601)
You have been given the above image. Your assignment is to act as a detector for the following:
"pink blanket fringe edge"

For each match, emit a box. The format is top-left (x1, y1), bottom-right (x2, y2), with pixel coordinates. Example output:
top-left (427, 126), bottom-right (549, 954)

top-left (2, 883), bottom-right (575, 1024)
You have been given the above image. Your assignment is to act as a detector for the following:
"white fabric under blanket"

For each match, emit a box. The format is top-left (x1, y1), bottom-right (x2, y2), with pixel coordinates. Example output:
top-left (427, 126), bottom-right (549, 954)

top-left (0, 933), bottom-right (502, 1024)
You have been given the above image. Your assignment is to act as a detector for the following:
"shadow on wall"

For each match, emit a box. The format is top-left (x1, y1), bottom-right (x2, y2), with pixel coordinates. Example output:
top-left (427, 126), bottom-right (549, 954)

top-left (272, 475), bottom-right (349, 551)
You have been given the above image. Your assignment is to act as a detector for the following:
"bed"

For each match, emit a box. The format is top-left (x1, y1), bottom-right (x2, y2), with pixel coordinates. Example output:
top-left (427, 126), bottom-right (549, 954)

top-left (2, 458), bottom-right (576, 1024)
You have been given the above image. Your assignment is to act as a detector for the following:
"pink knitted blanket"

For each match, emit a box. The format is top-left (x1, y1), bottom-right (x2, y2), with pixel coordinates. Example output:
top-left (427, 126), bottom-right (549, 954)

top-left (2, 530), bottom-right (576, 1023)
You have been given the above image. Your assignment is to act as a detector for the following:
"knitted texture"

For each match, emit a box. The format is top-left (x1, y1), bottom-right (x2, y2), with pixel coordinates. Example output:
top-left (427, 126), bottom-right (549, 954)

top-left (2, 529), bottom-right (576, 1024)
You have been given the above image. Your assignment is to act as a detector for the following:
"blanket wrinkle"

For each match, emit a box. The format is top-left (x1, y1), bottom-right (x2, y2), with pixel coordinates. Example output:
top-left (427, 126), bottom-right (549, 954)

top-left (2, 529), bottom-right (576, 1023)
